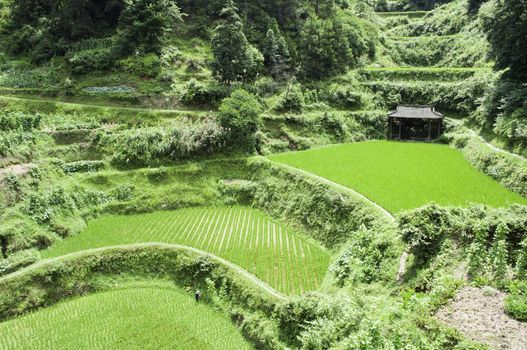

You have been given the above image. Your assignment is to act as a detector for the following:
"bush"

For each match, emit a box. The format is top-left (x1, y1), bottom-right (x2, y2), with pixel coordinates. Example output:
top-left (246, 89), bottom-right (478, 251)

top-left (326, 84), bottom-right (365, 109)
top-left (331, 226), bottom-right (400, 285)
top-left (274, 84), bottom-right (304, 113)
top-left (0, 249), bottom-right (40, 276)
top-left (505, 282), bottom-right (527, 321)
top-left (110, 119), bottom-right (224, 167)
top-left (219, 89), bottom-right (262, 151)
top-left (62, 161), bottom-right (106, 174)
top-left (118, 54), bottom-right (162, 78)
top-left (398, 204), bottom-right (451, 264)
top-left (179, 79), bottom-right (231, 107)
top-left (112, 184), bottom-right (135, 201)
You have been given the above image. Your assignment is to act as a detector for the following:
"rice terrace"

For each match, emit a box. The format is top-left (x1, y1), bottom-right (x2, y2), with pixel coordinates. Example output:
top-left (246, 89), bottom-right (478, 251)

top-left (0, 0), bottom-right (526, 349)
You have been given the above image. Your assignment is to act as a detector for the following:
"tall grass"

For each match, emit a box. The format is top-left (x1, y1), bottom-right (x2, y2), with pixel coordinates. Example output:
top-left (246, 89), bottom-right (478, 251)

top-left (43, 206), bottom-right (330, 295)
top-left (0, 284), bottom-right (253, 350)
top-left (269, 141), bottom-right (527, 213)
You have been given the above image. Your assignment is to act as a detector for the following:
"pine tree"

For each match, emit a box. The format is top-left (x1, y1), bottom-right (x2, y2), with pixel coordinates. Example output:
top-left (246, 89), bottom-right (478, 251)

top-left (211, 0), bottom-right (256, 84)
top-left (263, 21), bottom-right (291, 80)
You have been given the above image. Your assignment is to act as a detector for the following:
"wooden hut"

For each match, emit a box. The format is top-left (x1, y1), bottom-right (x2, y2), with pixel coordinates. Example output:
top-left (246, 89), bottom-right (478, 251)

top-left (388, 105), bottom-right (443, 141)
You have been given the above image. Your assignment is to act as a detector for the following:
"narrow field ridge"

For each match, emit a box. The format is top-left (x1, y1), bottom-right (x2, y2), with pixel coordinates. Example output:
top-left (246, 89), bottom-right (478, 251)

top-left (41, 207), bottom-right (329, 295)
top-left (0, 243), bottom-right (287, 300)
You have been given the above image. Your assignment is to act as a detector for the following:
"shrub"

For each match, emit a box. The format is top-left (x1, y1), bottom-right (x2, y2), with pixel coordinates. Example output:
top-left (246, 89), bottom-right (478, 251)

top-left (118, 54), bottom-right (161, 78)
top-left (0, 249), bottom-right (40, 276)
top-left (398, 204), bottom-right (451, 264)
top-left (219, 89), bottom-right (262, 151)
top-left (274, 84), bottom-right (304, 113)
top-left (505, 282), bottom-right (527, 321)
top-left (326, 84), bottom-right (364, 109)
top-left (62, 161), bottom-right (106, 174)
top-left (179, 79), bottom-right (231, 107)
top-left (331, 226), bottom-right (400, 285)
top-left (68, 46), bottom-right (114, 74)
top-left (112, 184), bottom-right (135, 201)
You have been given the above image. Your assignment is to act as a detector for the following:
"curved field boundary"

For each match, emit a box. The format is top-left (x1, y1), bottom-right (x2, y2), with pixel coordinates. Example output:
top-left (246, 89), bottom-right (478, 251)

top-left (270, 161), bottom-right (395, 222)
top-left (42, 207), bottom-right (329, 295)
top-left (0, 243), bottom-right (286, 301)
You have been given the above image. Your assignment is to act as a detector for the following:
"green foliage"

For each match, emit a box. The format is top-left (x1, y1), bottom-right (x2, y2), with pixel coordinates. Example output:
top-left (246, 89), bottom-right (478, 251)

top-left (108, 118), bottom-right (224, 167)
top-left (263, 22), bottom-right (291, 80)
top-left (0, 249), bottom-right (39, 276)
top-left (115, 0), bottom-right (182, 56)
top-left (274, 83), bottom-right (305, 113)
top-left (62, 161), bottom-right (106, 174)
top-left (211, 0), bottom-right (261, 84)
top-left (398, 204), bottom-right (527, 282)
top-left (118, 54), bottom-right (161, 78)
top-left (0, 286), bottom-right (253, 350)
top-left (298, 14), bottom-right (353, 80)
top-left (505, 282), bottom-right (527, 321)
top-left (399, 204), bottom-right (451, 264)
top-left (219, 89), bottom-right (262, 151)
top-left (180, 79), bottom-right (231, 107)
top-left (482, 0), bottom-right (527, 80)
top-left (252, 159), bottom-right (388, 248)
top-left (331, 226), bottom-right (400, 285)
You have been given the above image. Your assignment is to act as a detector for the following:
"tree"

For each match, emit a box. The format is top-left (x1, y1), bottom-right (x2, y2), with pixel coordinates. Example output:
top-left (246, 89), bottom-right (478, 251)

top-left (218, 89), bottom-right (262, 151)
top-left (262, 21), bottom-right (291, 80)
top-left (467, 0), bottom-right (486, 14)
top-left (116, 0), bottom-right (182, 55)
top-left (483, 0), bottom-right (527, 80)
top-left (298, 14), bottom-right (353, 80)
top-left (211, 0), bottom-right (260, 84)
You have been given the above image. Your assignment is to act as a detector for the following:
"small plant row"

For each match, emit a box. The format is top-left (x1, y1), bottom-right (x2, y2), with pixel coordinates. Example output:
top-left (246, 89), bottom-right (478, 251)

top-left (43, 206), bottom-right (330, 295)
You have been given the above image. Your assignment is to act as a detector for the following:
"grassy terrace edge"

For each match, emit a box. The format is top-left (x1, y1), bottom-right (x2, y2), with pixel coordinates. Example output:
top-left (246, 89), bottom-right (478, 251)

top-left (42, 207), bottom-right (330, 295)
top-left (0, 243), bottom-right (284, 322)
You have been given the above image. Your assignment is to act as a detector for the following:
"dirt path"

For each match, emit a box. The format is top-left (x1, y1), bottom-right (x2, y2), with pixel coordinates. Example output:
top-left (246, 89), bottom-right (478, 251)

top-left (0, 94), bottom-right (205, 115)
top-left (447, 118), bottom-right (527, 163)
top-left (436, 286), bottom-right (527, 350)
top-left (0, 243), bottom-right (287, 301)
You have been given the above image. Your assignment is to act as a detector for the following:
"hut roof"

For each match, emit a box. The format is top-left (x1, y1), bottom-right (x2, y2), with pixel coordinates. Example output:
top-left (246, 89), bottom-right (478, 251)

top-left (388, 105), bottom-right (443, 119)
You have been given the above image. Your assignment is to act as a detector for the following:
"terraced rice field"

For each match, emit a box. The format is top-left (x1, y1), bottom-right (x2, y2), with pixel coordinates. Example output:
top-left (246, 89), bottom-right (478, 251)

top-left (44, 207), bottom-right (329, 295)
top-left (0, 285), bottom-right (253, 350)
top-left (269, 141), bottom-right (527, 213)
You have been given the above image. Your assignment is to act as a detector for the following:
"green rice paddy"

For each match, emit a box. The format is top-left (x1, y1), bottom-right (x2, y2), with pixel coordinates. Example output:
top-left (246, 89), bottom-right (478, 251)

top-left (269, 141), bottom-right (527, 213)
top-left (0, 284), bottom-right (253, 350)
top-left (43, 206), bottom-right (330, 295)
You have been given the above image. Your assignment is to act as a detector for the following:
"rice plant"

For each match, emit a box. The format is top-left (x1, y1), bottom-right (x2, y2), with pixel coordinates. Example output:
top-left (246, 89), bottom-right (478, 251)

top-left (43, 206), bottom-right (330, 295)
top-left (0, 285), bottom-right (253, 350)
top-left (269, 141), bottom-right (527, 213)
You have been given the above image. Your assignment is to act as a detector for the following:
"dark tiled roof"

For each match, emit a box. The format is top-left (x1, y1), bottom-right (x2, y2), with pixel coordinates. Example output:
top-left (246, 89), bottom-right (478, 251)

top-left (388, 105), bottom-right (443, 119)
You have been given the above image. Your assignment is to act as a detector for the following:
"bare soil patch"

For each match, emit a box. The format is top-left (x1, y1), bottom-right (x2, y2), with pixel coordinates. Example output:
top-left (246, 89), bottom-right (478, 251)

top-left (0, 163), bottom-right (32, 178)
top-left (436, 286), bottom-right (527, 349)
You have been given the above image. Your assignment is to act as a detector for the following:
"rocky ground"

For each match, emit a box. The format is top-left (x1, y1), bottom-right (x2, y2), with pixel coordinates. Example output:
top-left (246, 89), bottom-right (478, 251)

top-left (436, 286), bottom-right (527, 350)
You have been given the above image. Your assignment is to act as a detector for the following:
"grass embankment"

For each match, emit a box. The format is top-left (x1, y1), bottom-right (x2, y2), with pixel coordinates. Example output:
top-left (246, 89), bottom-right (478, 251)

top-left (43, 206), bottom-right (330, 295)
top-left (0, 284), bottom-right (252, 350)
top-left (269, 141), bottom-right (527, 213)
